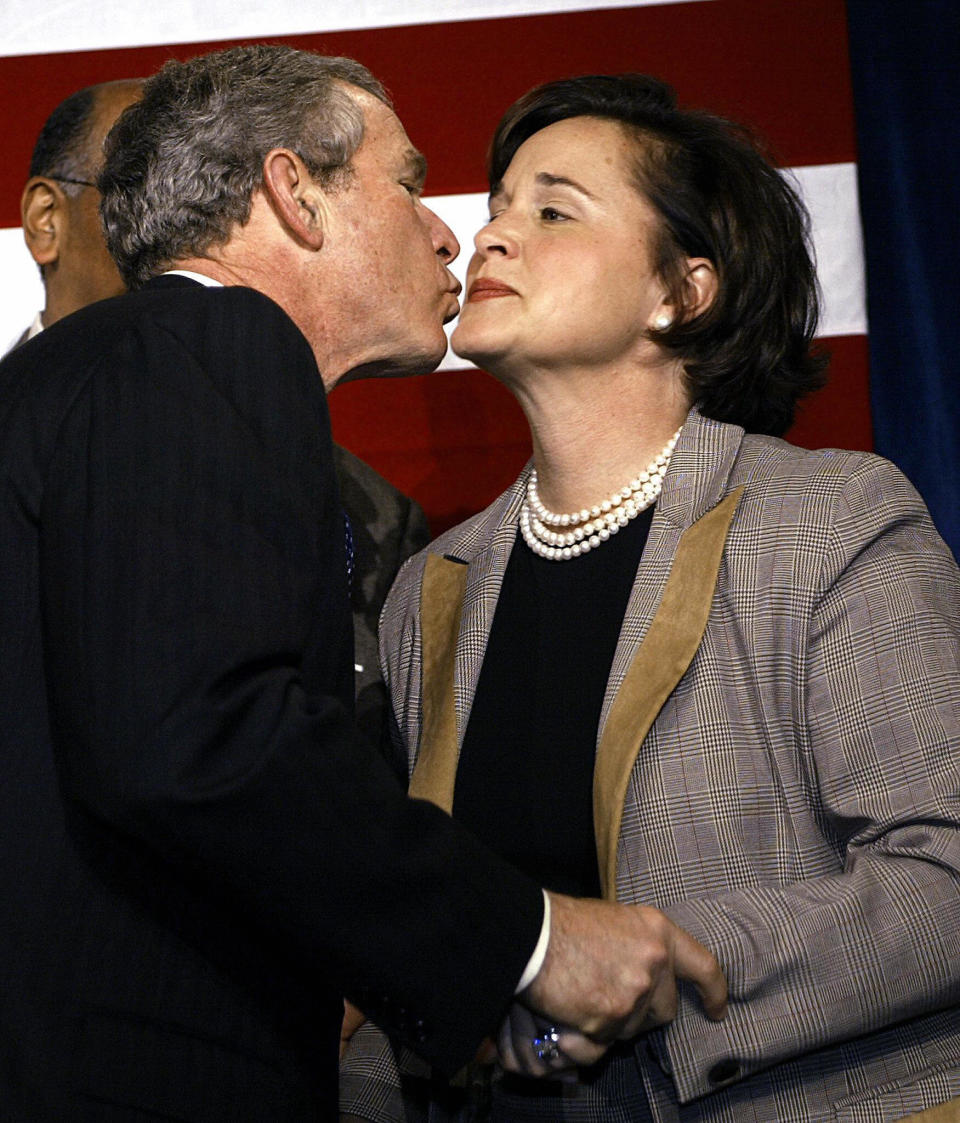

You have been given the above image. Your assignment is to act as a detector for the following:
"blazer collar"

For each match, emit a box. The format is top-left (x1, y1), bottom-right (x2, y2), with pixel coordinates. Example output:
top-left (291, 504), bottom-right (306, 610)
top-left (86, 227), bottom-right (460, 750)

top-left (600, 409), bottom-right (743, 723)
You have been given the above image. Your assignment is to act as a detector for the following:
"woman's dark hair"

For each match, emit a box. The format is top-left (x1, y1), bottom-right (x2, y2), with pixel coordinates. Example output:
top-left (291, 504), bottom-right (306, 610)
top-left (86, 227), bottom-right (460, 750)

top-left (489, 74), bottom-right (827, 436)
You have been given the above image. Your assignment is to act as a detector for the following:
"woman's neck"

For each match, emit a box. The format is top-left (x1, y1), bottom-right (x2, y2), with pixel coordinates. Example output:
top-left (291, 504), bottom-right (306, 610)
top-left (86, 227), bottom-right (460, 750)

top-left (513, 363), bottom-right (690, 515)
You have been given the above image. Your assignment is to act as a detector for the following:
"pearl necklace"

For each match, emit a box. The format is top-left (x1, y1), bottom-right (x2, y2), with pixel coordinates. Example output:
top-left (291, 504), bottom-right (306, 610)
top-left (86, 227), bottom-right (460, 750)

top-left (519, 428), bottom-right (681, 561)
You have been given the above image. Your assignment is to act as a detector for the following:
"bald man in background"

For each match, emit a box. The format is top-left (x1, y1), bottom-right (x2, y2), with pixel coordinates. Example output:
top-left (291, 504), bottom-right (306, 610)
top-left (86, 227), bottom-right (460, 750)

top-left (14, 79), bottom-right (143, 343)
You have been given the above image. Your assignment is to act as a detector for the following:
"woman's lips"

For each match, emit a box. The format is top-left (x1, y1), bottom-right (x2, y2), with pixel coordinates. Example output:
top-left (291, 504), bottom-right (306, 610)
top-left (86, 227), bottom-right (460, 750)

top-left (467, 278), bottom-right (518, 301)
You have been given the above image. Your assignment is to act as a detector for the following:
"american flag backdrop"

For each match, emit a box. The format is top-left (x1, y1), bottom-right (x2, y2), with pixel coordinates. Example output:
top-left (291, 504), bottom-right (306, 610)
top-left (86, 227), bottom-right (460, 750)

top-left (1, 0), bottom-right (870, 533)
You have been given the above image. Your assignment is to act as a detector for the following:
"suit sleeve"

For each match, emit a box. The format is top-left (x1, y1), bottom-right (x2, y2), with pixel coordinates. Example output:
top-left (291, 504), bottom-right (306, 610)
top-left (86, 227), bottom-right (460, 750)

top-left (37, 294), bottom-right (542, 1075)
top-left (655, 459), bottom-right (960, 1102)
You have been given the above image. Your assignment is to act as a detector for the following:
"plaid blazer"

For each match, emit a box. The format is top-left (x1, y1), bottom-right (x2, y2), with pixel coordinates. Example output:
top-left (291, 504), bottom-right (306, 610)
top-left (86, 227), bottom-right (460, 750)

top-left (343, 408), bottom-right (960, 1123)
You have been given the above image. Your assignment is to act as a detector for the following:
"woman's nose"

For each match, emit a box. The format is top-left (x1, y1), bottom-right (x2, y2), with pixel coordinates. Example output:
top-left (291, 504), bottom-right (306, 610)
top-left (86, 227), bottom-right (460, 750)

top-left (474, 217), bottom-right (516, 257)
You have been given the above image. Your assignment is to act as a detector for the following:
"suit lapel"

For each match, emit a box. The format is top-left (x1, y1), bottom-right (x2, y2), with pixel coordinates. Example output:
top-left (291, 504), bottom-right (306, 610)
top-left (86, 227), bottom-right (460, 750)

top-left (593, 486), bottom-right (743, 897)
top-left (408, 471), bottom-right (527, 811)
top-left (408, 554), bottom-right (468, 811)
top-left (593, 411), bottom-right (746, 897)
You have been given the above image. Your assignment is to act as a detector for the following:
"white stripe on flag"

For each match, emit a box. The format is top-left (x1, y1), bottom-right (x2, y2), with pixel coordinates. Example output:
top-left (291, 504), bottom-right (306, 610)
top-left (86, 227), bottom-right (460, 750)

top-left (0, 227), bottom-right (42, 356)
top-left (0, 162), bottom-right (864, 357)
top-left (789, 163), bottom-right (866, 339)
top-left (0, 0), bottom-right (711, 59)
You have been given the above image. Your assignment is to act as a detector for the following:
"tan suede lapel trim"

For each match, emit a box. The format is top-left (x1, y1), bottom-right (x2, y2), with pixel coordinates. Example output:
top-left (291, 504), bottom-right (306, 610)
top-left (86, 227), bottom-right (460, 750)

top-left (594, 487), bottom-right (744, 898)
top-left (899, 1099), bottom-right (960, 1122)
top-left (408, 553), bottom-right (468, 812)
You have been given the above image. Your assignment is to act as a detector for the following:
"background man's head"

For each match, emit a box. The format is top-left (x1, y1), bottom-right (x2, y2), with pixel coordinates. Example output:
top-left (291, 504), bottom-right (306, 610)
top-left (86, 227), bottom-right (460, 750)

top-left (98, 45), bottom-right (460, 386)
top-left (20, 79), bottom-right (143, 327)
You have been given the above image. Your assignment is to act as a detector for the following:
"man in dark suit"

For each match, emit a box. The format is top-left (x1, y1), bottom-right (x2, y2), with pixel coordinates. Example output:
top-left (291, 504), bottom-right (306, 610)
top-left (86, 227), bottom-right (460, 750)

top-left (14, 73), bottom-right (435, 792)
top-left (0, 45), bottom-right (725, 1120)
top-left (10, 79), bottom-right (431, 755)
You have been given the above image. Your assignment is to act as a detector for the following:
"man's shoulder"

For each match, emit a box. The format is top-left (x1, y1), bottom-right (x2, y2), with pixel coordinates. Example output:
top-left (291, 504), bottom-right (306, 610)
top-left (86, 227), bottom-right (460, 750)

top-left (39, 278), bottom-right (316, 392)
top-left (129, 277), bottom-right (307, 345)
top-left (0, 278), bottom-right (329, 467)
top-left (385, 471), bottom-right (525, 609)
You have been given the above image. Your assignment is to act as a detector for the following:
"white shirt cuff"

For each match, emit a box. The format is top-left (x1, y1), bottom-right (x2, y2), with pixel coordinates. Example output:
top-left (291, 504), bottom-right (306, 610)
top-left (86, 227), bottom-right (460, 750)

top-left (515, 890), bottom-right (551, 993)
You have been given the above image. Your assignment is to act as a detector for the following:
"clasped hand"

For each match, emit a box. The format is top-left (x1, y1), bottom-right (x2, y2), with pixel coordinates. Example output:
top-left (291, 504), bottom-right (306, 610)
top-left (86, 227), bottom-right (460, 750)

top-left (493, 894), bottom-right (727, 1078)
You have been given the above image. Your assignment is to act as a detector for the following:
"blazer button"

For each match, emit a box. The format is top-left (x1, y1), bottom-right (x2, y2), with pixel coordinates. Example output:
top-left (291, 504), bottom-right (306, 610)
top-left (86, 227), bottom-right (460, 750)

top-left (708, 1059), bottom-right (740, 1084)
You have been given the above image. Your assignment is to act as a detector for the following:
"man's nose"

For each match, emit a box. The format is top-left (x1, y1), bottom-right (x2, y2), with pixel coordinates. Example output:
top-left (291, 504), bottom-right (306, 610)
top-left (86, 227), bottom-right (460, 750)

top-left (424, 203), bottom-right (460, 262)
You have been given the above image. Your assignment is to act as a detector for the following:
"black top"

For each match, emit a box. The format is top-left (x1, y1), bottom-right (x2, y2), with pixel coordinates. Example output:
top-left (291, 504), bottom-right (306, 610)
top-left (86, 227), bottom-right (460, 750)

top-left (455, 506), bottom-right (655, 898)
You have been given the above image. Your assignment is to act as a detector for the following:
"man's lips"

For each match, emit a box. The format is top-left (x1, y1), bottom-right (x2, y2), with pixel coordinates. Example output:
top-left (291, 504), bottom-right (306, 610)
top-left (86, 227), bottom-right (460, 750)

top-left (441, 276), bottom-right (463, 323)
top-left (467, 278), bottom-right (518, 302)
top-left (442, 297), bottom-right (461, 324)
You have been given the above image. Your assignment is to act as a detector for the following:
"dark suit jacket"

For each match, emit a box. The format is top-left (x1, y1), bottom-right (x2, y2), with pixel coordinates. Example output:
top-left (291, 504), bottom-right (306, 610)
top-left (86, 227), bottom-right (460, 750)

top-left (7, 323), bottom-right (429, 762)
top-left (0, 276), bottom-right (541, 1121)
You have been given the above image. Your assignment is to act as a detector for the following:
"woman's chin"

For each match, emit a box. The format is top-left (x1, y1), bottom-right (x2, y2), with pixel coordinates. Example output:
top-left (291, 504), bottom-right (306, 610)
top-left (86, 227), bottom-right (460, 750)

top-left (450, 321), bottom-right (508, 369)
top-left (450, 332), bottom-right (489, 368)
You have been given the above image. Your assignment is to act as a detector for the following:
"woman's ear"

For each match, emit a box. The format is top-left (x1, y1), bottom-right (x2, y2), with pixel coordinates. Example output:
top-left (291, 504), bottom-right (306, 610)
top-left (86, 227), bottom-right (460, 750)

top-left (682, 258), bottom-right (718, 319)
top-left (21, 177), bottom-right (65, 267)
top-left (261, 148), bottom-right (325, 251)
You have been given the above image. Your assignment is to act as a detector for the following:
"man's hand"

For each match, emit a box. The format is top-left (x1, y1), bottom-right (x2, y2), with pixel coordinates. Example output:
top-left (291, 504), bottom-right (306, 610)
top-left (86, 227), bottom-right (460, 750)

top-left (521, 893), bottom-right (727, 1044)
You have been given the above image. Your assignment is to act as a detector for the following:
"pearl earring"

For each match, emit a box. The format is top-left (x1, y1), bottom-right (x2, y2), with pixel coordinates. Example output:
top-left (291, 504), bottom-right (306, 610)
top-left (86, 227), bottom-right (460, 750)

top-left (653, 313), bottom-right (672, 331)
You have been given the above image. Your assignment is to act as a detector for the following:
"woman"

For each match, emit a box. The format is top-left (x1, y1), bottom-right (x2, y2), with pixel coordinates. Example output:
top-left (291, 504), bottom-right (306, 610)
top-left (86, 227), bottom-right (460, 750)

top-left (341, 75), bottom-right (960, 1122)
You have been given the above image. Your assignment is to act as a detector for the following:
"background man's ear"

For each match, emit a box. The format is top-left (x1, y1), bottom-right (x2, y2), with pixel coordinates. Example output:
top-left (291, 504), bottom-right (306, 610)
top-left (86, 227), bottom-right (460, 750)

top-left (21, 178), bottom-right (65, 267)
top-left (261, 148), bottom-right (325, 251)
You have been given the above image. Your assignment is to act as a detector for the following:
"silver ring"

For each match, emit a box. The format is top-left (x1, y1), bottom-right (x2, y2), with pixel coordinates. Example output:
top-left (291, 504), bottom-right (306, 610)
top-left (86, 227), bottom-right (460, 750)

top-left (532, 1026), bottom-right (561, 1063)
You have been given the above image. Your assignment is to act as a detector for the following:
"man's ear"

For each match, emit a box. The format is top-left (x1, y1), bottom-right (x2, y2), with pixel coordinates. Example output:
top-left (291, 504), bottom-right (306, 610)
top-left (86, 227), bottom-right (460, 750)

top-left (261, 148), bottom-right (325, 251)
top-left (21, 177), bottom-right (65, 267)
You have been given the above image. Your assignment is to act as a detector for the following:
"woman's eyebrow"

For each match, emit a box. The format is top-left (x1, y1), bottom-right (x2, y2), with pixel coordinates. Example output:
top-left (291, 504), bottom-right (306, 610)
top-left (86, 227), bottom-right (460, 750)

top-left (488, 172), bottom-right (595, 208)
top-left (534, 171), bottom-right (596, 199)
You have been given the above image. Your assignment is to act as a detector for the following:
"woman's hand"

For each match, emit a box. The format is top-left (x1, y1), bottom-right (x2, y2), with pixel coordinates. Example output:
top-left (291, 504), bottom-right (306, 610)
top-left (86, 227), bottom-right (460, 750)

top-left (496, 1003), bottom-right (607, 1078)
top-left (340, 999), bottom-right (367, 1059)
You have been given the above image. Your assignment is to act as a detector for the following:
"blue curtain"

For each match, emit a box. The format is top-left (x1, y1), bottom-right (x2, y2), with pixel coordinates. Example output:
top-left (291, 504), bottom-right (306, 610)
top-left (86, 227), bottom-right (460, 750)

top-left (846, 0), bottom-right (959, 560)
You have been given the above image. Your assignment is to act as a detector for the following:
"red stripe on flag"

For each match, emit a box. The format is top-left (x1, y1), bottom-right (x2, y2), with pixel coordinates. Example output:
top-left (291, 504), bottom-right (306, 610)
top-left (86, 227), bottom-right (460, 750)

top-left (1, 0), bottom-right (868, 532)
top-left (1, 0), bottom-right (855, 226)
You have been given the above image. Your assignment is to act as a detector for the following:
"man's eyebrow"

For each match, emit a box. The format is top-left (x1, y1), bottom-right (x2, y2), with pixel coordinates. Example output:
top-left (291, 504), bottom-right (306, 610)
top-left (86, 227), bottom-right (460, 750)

top-left (404, 149), bottom-right (428, 187)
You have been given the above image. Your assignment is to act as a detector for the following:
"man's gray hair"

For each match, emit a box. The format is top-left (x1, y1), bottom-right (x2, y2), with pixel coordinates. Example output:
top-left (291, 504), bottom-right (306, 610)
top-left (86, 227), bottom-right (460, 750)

top-left (98, 45), bottom-right (389, 288)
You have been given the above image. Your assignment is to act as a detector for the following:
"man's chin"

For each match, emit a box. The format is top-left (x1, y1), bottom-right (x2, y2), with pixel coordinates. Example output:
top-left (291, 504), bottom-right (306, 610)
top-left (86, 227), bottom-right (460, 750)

top-left (335, 340), bottom-right (449, 385)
